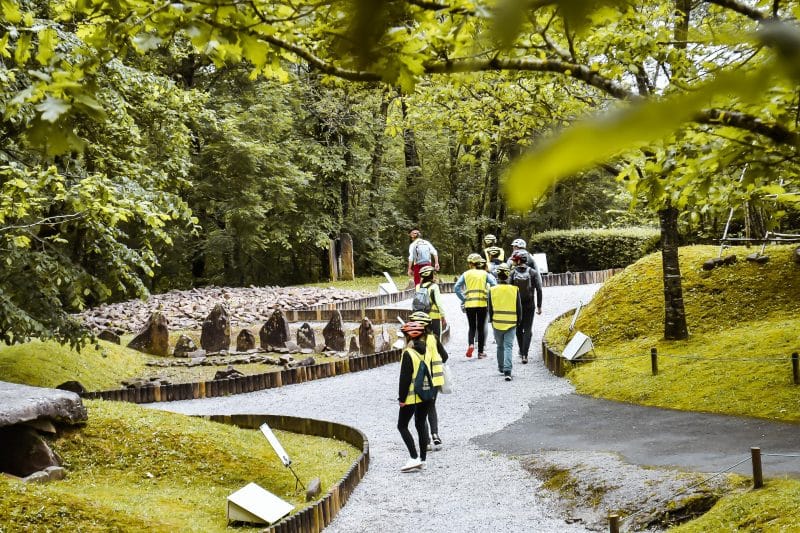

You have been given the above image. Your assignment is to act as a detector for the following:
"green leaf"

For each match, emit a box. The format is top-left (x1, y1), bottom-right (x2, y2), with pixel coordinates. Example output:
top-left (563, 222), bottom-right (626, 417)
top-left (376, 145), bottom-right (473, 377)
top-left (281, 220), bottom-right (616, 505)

top-left (35, 28), bottom-right (57, 65)
top-left (504, 65), bottom-right (776, 210)
top-left (1, 0), bottom-right (22, 23)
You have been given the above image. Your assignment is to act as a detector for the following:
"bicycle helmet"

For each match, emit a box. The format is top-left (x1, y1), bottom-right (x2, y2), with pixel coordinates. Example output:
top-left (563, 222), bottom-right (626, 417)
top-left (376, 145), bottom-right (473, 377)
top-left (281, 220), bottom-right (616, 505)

top-left (467, 252), bottom-right (483, 264)
top-left (495, 263), bottom-right (511, 275)
top-left (486, 246), bottom-right (502, 258)
top-left (511, 238), bottom-right (526, 248)
top-left (419, 265), bottom-right (435, 277)
top-left (408, 311), bottom-right (432, 325)
top-left (483, 234), bottom-right (497, 245)
top-left (400, 321), bottom-right (426, 338)
top-left (511, 250), bottom-right (528, 263)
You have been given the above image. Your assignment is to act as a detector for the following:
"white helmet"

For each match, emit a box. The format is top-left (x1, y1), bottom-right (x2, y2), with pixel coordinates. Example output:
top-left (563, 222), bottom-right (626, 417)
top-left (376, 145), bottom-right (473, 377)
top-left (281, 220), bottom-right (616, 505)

top-left (511, 238), bottom-right (526, 248)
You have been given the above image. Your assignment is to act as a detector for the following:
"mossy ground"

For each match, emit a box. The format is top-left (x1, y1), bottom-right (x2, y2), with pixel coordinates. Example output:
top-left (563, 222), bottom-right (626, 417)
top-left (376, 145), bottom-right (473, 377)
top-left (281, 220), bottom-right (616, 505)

top-left (0, 401), bottom-right (359, 532)
top-left (545, 245), bottom-right (800, 423)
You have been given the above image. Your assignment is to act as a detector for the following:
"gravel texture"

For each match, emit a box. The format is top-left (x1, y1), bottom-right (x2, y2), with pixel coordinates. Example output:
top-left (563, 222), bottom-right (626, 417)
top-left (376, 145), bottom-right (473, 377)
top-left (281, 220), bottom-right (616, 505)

top-left (152, 285), bottom-right (600, 532)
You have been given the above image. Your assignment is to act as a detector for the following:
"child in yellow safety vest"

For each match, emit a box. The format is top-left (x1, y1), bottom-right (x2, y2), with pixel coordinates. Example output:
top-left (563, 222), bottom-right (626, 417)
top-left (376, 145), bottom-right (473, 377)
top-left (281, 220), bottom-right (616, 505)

top-left (454, 253), bottom-right (497, 358)
top-left (397, 321), bottom-right (435, 472)
top-left (417, 265), bottom-right (445, 339)
top-left (488, 263), bottom-right (522, 381)
top-left (409, 311), bottom-right (448, 451)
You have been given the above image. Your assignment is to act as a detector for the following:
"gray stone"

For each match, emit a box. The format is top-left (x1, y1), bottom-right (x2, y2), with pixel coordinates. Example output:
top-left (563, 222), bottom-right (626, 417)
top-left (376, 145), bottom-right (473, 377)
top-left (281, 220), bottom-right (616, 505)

top-left (45, 465), bottom-right (66, 481)
top-left (305, 477), bottom-right (321, 502)
top-left (0, 425), bottom-right (61, 477)
top-left (213, 366), bottom-right (244, 380)
top-left (348, 336), bottom-right (359, 355)
top-left (173, 334), bottom-right (197, 358)
top-left (22, 471), bottom-right (50, 484)
top-left (0, 382), bottom-right (87, 427)
top-left (314, 343), bottom-right (326, 353)
top-left (97, 329), bottom-right (120, 344)
top-left (200, 304), bottom-right (231, 353)
top-left (322, 311), bottom-right (346, 352)
top-left (187, 349), bottom-right (207, 358)
top-left (236, 329), bottom-right (256, 352)
top-left (376, 325), bottom-right (391, 353)
top-left (296, 323), bottom-right (316, 350)
top-left (24, 419), bottom-right (57, 434)
top-left (358, 317), bottom-right (376, 355)
top-left (260, 310), bottom-right (291, 349)
top-left (285, 341), bottom-right (300, 354)
top-left (298, 356), bottom-right (315, 367)
top-left (127, 311), bottom-right (170, 356)
top-left (301, 348), bottom-right (314, 355)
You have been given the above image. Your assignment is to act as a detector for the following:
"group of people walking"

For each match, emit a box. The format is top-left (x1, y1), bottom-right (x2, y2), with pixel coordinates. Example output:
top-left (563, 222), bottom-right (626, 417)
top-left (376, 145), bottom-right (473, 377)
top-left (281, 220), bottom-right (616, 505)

top-left (397, 229), bottom-right (544, 472)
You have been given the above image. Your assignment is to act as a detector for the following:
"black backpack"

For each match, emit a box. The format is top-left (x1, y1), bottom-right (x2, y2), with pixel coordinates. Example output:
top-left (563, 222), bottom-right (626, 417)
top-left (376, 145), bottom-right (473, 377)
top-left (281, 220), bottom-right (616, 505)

top-left (512, 267), bottom-right (533, 303)
top-left (413, 353), bottom-right (435, 401)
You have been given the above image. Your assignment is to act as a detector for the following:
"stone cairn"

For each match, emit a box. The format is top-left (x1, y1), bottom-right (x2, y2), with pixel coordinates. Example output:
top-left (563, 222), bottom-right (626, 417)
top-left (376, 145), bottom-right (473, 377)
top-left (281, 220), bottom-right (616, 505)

top-left (236, 329), bottom-right (256, 352)
top-left (296, 323), bottom-right (316, 350)
top-left (173, 334), bottom-right (198, 357)
top-left (322, 311), bottom-right (346, 352)
top-left (200, 303), bottom-right (231, 353)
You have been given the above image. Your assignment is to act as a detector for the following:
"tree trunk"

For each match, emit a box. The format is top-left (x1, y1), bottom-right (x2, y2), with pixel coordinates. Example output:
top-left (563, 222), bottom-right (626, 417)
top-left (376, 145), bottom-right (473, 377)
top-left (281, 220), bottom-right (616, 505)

top-left (659, 205), bottom-right (689, 340)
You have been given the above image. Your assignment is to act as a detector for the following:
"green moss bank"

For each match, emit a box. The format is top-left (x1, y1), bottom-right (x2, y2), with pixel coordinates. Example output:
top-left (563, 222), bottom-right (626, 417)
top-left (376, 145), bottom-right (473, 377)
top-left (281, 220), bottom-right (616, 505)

top-left (0, 401), bottom-right (359, 532)
top-left (546, 245), bottom-right (800, 423)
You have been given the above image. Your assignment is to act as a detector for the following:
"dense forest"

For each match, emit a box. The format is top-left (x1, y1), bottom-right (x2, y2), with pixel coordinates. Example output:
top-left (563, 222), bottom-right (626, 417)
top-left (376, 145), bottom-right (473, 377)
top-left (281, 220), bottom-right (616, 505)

top-left (2, 0), bottom-right (799, 345)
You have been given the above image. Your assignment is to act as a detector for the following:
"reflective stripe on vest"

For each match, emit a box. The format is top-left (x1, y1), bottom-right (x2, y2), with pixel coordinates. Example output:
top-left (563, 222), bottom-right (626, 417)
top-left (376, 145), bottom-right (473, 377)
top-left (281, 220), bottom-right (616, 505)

top-left (464, 269), bottom-right (488, 308)
top-left (490, 284), bottom-right (519, 331)
top-left (427, 334), bottom-right (444, 387)
top-left (422, 282), bottom-right (441, 319)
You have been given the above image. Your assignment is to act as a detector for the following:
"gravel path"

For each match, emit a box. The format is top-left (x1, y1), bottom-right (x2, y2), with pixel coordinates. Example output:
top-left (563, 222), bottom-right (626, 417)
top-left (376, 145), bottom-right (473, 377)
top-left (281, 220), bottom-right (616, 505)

top-left (152, 285), bottom-right (601, 532)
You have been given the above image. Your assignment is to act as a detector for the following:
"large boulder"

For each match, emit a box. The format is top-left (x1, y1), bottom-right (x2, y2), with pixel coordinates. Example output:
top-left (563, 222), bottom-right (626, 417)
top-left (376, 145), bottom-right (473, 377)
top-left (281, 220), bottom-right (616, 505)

top-left (0, 382), bottom-right (87, 427)
top-left (97, 329), bottom-right (120, 344)
top-left (359, 317), bottom-right (376, 355)
top-left (348, 336), bottom-right (359, 355)
top-left (236, 329), bottom-right (256, 352)
top-left (296, 323), bottom-right (316, 350)
top-left (200, 304), bottom-right (231, 353)
top-left (322, 311), bottom-right (346, 352)
top-left (0, 425), bottom-right (61, 477)
top-left (260, 310), bottom-right (290, 350)
top-left (127, 311), bottom-right (170, 356)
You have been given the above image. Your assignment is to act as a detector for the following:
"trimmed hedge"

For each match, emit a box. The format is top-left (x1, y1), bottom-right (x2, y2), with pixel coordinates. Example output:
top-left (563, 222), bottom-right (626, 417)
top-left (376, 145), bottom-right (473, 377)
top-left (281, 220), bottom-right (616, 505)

top-left (529, 227), bottom-right (661, 272)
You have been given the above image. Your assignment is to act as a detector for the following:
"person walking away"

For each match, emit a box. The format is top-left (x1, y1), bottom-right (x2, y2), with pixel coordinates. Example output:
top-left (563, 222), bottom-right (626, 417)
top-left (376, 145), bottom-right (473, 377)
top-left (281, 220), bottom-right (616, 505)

top-left (407, 229), bottom-right (439, 287)
top-left (454, 253), bottom-right (497, 359)
top-left (409, 311), bottom-right (448, 450)
top-left (509, 250), bottom-right (543, 364)
top-left (397, 321), bottom-right (434, 472)
top-left (483, 234), bottom-right (505, 262)
top-left (416, 266), bottom-right (446, 339)
top-left (488, 263), bottom-right (521, 381)
top-left (507, 238), bottom-right (538, 271)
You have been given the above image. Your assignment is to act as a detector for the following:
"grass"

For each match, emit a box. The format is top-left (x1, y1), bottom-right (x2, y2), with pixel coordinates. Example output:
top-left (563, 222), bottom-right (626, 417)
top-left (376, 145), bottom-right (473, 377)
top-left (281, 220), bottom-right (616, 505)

top-left (545, 245), bottom-right (800, 423)
top-left (300, 275), bottom-right (390, 292)
top-left (0, 401), bottom-right (359, 532)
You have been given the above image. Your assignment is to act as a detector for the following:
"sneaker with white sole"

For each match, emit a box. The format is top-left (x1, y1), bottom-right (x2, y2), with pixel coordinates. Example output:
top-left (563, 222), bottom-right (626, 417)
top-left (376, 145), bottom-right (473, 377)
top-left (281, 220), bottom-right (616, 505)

top-left (432, 434), bottom-right (442, 450)
top-left (420, 461), bottom-right (427, 470)
top-left (400, 458), bottom-right (422, 472)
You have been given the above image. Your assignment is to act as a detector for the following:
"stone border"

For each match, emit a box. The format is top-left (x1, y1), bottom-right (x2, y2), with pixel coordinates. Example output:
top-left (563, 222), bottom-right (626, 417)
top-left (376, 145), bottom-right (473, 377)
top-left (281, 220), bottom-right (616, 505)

top-left (83, 324), bottom-right (450, 404)
top-left (205, 414), bottom-right (367, 533)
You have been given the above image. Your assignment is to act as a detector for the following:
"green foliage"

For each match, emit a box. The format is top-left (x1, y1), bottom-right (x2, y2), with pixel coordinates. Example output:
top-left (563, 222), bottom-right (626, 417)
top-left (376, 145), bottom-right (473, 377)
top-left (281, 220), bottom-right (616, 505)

top-left (530, 227), bottom-right (661, 272)
top-left (545, 245), bottom-right (800, 422)
top-left (0, 401), bottom-right (359, 531)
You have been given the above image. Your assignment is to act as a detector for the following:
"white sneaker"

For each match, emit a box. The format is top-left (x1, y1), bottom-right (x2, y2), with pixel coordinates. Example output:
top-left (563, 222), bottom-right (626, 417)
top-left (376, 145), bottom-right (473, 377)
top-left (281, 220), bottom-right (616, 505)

top-left (420, 461), bottom-right (427, 470)
top-left (400, 458), bottom-right (422, 472)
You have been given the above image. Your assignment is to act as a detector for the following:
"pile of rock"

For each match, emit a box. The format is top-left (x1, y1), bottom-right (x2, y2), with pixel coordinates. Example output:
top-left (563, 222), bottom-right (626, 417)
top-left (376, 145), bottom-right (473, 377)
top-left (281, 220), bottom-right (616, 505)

top-left (76, 285), bottom-right (370, 334)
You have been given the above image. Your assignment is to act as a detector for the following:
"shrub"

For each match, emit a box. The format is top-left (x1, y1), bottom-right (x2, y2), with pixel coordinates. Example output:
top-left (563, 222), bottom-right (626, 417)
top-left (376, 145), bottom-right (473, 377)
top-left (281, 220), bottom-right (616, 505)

top-left (530, 227), bottom-right (661, 272)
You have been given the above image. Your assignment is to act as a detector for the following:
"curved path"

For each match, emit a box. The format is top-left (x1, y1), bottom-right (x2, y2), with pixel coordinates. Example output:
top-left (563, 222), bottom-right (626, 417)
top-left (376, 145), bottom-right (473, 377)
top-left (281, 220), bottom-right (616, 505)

top-left (152, 286), bottom-right (599, 533)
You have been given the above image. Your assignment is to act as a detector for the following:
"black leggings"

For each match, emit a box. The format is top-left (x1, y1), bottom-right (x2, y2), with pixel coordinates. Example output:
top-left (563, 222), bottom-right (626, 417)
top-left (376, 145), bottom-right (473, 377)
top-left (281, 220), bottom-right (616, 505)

top-left (516, 305), bottom-right (535, 356)
top-left (398, 401), bottom-right (431, 461)
top-left (426, 389), bottom-right (440, 436)
top-left (466, 307), bottom-right (488, 352)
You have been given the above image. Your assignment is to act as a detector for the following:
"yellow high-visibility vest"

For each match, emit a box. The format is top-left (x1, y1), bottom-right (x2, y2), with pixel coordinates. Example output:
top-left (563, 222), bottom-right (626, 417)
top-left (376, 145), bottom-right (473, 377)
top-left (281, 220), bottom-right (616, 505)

top-left (420, 282), bottom-right (442, 319)
top-left (427, 333), bottom-right (444, 387)
top-left (464, 269), bottom-right (489, 308)
top-left (490, 284), bottom-right (519, 331)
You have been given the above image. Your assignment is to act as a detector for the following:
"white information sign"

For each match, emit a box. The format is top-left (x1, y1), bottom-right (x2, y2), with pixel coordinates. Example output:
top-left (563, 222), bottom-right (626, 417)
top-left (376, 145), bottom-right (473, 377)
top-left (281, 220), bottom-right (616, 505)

top-left (227, 482), bottom-right (294, 525)
top-left (379, 272), bottom-right (399, 295)
top-left (532, 253), bottom-right (549, 274)
top-left (562, 331), bottom-right (594, 361)
top-left (260, 422), bottom-right (291, 467)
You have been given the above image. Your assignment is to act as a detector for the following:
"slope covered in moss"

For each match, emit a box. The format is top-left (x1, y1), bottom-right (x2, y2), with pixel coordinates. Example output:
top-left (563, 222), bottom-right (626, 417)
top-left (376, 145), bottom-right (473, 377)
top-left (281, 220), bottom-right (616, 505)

top-left (0, 401), bottom-right (359, 532)
top-left (545, 245), bottom-right (800, 422)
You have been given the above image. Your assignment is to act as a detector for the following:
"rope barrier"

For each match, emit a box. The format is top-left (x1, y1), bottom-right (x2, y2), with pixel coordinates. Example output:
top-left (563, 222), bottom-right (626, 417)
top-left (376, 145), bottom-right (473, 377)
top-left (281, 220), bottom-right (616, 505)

top-left (762, 453), bottom-right (800, 458)
top-left (579, 353), bottom-right (793, 363)
top-left (619, 455), bottom-right (752, 530)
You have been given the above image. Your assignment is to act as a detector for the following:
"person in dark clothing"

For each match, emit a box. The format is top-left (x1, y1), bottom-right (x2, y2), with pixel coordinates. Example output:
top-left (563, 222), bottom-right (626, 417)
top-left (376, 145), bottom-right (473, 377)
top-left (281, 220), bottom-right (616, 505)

top-left (488, 263), bottom-right (522, 380)
top-left (509, 250), bottom-right (543, 364)
top-left (397, 321), bottom-right (433, 472)
top-left (409, 311), bottom-right (448, 450)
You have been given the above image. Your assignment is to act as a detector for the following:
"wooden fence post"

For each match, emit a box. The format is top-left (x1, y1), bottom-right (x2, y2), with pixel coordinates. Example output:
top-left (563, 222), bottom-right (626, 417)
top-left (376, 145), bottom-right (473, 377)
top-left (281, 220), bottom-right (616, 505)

top-left (752, 447), bottom-right (763, 489)
top-left (651, 347), bottom-right (658, 376)
top-left (792, 352), bottom-right (799, 385)
top-left (609, 513), bottom-right (620, 533)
